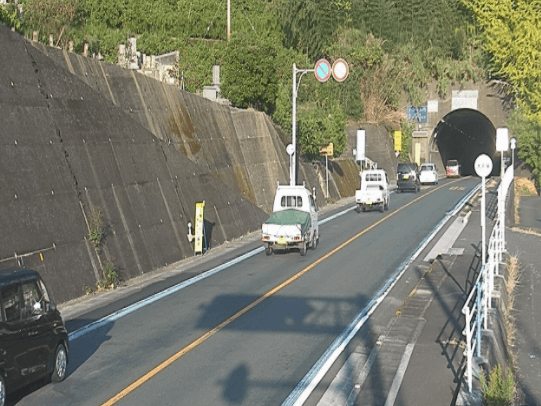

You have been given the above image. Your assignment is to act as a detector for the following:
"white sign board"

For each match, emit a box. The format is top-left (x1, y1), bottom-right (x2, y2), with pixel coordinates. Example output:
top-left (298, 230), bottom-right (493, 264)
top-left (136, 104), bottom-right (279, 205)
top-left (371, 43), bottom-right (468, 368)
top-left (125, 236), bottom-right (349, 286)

top-left (356, 129), bottom-right (366, 161)
top-left (496, 127), bottom-right (509, 152)
top-left (452, 90), bottom-right (478, 111)
top-left (427, 100), bottom-right (438, 113)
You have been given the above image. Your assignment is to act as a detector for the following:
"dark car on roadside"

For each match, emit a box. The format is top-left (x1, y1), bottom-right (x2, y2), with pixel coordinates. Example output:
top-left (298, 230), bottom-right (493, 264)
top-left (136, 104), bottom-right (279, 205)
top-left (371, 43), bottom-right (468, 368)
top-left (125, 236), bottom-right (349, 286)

top-left (0, 268), bottom-right (68, 406)
top-left (397, 162), bottom-right (420, 192)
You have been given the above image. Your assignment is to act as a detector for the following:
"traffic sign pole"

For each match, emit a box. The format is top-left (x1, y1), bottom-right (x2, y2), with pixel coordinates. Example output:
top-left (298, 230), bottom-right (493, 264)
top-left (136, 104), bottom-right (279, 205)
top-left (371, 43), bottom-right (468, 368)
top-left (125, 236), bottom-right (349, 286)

top-left (291, 63), bottom-right (314, 185)
top-left (291, 60), bottom-right (347, 186)
top-left (475, 154), bottom-right (493, 267)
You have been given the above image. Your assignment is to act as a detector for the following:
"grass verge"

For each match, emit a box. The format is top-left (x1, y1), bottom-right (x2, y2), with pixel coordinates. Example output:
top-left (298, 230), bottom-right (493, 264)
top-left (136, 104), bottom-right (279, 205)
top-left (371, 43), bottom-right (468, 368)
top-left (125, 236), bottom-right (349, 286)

top-left (480, 255), bottom-right (520, 406)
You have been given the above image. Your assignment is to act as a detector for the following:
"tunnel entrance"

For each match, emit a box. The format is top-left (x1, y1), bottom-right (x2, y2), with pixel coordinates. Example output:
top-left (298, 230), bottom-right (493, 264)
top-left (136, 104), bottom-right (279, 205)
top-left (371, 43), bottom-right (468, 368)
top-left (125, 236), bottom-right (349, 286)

top-left (433, 109), bottom-right (499, 176)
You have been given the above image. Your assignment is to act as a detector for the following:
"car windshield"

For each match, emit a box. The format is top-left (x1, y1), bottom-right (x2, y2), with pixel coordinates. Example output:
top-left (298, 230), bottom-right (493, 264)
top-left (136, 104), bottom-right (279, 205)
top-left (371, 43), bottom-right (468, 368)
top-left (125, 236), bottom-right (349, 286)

top-left (447, 160), bottom-right (458, 167)
top-left (421, 165), bottom-right (433, 171)
top-left (398, 163), bottom-right (415, 173)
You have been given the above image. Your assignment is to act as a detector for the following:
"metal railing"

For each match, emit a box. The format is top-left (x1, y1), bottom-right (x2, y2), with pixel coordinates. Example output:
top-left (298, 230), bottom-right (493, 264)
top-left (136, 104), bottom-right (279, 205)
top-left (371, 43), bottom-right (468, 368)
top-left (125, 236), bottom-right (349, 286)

top-left (462, 164), bottom-right (514, 392)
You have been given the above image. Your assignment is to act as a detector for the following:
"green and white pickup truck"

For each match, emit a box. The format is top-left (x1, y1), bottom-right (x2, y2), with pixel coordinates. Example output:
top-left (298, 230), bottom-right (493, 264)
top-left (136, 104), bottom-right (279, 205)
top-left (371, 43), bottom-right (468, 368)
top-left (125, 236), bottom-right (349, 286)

top-left (261, 184), bottom-right (318, 256)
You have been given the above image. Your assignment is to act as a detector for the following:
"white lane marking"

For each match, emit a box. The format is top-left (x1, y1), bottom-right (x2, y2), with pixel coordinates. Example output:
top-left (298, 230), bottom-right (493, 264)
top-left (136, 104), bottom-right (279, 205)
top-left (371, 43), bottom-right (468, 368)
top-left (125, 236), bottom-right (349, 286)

top-left (68, 205), bottom-right (355, 341)
top-left (280, 183), bottom-right (481, 406)
top-left (69, 247), bottom-right (263, 340)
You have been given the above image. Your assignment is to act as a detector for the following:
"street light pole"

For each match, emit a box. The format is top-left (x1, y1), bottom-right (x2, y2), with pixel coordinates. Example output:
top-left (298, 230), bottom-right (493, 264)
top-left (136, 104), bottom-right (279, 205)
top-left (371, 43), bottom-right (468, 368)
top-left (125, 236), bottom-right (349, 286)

top-left (291, 63), bottom-right (314, 186)
top-left (227, 0), bottom-right (230, 41)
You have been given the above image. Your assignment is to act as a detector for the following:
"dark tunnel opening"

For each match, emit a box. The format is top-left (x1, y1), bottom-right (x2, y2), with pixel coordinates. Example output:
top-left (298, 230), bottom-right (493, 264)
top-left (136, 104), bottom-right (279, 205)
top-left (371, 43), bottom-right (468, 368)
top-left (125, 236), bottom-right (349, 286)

top-left (433, 109), bottom-right (500, 176)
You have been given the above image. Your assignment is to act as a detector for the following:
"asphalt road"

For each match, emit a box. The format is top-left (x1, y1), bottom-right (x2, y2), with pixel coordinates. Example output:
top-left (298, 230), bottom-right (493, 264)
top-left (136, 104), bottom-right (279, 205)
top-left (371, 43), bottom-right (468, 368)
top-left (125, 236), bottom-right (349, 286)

top-left (12, 177), bottom-right (479, 406)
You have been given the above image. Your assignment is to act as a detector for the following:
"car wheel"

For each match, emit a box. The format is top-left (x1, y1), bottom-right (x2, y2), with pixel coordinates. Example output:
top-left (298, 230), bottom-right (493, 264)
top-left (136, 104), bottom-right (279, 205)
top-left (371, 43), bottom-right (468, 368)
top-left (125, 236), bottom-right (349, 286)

top-left (384, 201), bottom-right (389, 211)
top-left (379, 204), bottom-right (384, 212)
top-left (51, 344), bottom-right (68, 383)
top-left (311, 232), bottom-right (318, 250)
top-left (300, 242), bottom-right (307, 256)
top-left (265, 246), bottom-right (273, 256)
top-left (0, 375), bottom-right (6, 406)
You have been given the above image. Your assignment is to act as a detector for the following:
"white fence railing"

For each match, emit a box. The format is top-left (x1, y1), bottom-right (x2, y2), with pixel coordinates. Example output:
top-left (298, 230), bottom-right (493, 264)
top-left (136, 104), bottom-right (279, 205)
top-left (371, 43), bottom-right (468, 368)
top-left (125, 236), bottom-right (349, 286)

top-left (462, 164), bottom-right (514, 392)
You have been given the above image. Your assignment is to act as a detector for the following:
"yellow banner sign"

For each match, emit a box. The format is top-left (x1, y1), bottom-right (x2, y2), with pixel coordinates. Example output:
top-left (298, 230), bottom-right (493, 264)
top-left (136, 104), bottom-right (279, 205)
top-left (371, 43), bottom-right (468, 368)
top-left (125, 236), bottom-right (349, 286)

top-left (393, 131), bottom-right (402, 152)
top-left (194, 201), bottom-right (205, 254)
top-left (319, 142), bottom-right (334, 156)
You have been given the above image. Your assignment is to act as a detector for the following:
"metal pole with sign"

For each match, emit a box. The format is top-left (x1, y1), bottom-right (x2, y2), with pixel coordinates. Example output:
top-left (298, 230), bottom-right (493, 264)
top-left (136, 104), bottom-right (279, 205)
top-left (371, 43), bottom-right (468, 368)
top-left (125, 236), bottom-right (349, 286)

top-left (292, 63), bottom-right (317, 185)
top-left (474, 154), bottom-right (493, 267)
top-left (291, 59), bottom-right (348, 186)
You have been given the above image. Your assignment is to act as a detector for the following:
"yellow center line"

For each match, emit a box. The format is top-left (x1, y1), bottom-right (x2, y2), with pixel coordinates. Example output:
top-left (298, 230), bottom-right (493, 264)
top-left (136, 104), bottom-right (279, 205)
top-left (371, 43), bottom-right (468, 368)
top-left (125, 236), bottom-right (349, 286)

top-left (101, 178), bottom-right (466, 406)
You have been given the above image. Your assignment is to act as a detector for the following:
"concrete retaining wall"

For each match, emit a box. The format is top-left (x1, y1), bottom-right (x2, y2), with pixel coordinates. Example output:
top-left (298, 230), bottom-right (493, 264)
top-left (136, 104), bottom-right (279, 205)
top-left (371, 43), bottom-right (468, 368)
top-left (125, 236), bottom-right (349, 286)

top-left (29, 41), bottom-right (335, 213)
top-left (1, 27), bottom-right (375, 303)
top-left (1, 26), bottom-right (270, 302)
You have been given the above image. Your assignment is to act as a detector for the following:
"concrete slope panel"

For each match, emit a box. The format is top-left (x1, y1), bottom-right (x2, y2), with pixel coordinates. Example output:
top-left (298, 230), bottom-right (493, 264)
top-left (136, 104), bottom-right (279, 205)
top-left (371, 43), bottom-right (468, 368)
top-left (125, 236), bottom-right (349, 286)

top-left (161, 145), bottom-right (267, 244)
top-left (230, 109), bottom-right (288, 212)
top-left (180, 93), bottom-right (258, 203)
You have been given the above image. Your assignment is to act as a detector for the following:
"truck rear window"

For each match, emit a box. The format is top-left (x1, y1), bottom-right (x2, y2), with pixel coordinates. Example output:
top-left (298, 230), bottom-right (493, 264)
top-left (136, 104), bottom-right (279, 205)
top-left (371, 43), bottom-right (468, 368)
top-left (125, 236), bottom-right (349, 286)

top-left (281, 196), bottom-right (303, 208)
top-left (365, 173), bottom-right (382, 182)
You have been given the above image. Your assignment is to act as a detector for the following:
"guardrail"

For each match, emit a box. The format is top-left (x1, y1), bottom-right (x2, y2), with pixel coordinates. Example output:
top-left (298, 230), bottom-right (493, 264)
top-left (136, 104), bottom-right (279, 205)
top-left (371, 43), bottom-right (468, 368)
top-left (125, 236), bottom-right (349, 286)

top-left (462, 164), bottom-right (514, 392)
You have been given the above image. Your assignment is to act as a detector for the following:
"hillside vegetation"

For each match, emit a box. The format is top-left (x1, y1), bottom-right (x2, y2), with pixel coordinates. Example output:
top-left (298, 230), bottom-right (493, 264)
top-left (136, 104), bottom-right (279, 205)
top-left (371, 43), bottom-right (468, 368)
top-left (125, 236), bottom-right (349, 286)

top-left (1, 0), bottom-right (540, 182)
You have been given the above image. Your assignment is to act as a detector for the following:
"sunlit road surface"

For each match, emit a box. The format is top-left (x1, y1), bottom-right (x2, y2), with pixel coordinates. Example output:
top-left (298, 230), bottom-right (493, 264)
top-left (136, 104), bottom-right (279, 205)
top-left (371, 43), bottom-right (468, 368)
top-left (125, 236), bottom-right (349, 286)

top-left (15, 178), bottom-right (478, 406)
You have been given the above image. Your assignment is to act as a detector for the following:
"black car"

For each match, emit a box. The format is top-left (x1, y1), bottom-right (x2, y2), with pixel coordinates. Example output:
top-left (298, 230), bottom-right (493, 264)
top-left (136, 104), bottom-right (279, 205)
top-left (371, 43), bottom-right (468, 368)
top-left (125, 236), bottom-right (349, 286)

top-left (397, 162), bottom-right (420, 192)
top-left (0, 269), bottom-right (68, 405)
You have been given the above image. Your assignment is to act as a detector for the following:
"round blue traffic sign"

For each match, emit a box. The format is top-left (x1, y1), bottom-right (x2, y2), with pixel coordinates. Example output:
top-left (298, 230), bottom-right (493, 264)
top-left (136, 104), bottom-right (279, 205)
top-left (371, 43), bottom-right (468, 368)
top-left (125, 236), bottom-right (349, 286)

top-left (314, 59), bottom-right (332, 83)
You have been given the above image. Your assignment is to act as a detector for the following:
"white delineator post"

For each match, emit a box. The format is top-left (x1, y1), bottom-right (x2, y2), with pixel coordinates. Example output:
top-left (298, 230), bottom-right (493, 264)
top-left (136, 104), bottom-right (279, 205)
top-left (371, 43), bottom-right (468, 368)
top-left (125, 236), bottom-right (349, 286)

top-left (496, 128), bottom-right (509, 250)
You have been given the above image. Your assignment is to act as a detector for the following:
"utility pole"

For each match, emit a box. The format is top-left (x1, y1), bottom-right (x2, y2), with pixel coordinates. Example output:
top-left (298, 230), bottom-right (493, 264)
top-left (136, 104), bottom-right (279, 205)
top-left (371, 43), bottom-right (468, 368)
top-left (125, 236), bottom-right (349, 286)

top-left (227, 0), bottom-right (230, 41)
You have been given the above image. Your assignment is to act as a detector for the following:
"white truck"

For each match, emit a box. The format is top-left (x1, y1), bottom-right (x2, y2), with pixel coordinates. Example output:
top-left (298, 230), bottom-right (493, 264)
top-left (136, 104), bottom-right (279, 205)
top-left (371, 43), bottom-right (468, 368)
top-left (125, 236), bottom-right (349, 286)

top-left (355, 169), bottom-right (390, 212)
top-left (261, 184), bottom-right (319, 256)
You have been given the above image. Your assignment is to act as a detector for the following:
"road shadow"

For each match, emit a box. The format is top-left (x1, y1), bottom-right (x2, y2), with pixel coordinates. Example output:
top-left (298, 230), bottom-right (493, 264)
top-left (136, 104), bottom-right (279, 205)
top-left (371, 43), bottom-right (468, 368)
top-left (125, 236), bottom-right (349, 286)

top-left (198, 293), bottom-right (388, 405)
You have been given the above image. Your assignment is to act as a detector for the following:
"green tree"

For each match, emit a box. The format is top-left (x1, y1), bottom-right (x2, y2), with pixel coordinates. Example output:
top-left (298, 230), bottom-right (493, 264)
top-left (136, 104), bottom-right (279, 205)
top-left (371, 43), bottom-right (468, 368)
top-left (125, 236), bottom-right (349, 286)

top-left (278, 0), bottom-right (352, 58)
top-left (507, 109), bottom-right (541, 187)
top-left (220, 36), bottom-right (279, 113)
top-left (22, 0), bottom-right (81, 46)
top-left (82, 0), bottom-right (126, 29)
top-left (221, 34), bottom-right (297, 114)
top-left (176, 38), bottom-right (224, 93)
top-left (463, 0), bottom-right (541, 185)
top-left (0, 2), bottom-right (23, 31)
top-left (461, 0), bottom-right (541, 120)
top-left (297, 100), bottom-right (347, 157)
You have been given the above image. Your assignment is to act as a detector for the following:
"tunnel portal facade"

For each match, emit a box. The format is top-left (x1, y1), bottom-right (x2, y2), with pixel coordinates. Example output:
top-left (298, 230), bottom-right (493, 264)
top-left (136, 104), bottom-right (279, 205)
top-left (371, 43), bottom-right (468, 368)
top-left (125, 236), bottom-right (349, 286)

top-left (409, 84), bottom-right (511, 177)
